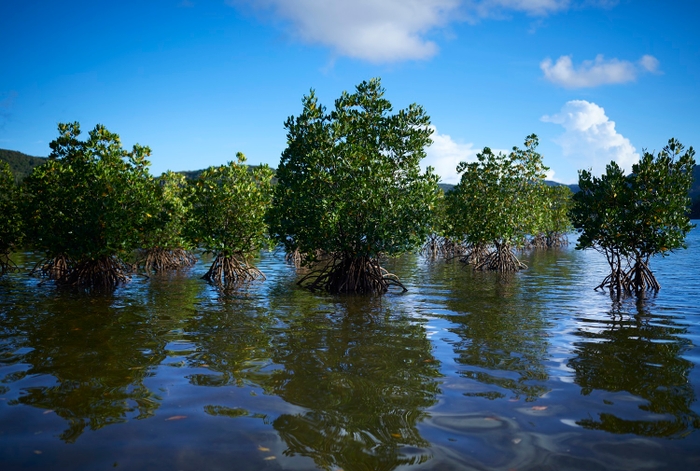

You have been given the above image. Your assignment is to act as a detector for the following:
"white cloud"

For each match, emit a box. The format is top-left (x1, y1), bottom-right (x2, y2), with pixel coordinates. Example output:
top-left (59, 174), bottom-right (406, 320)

top-left (639, 54), bottom-right (660, 72)
top-left (423, 126), bottom-right (479, 184)
top-left (540, 54), bottom-right (660, 88)
top-left (541, 100), bottom-right (639, 177)
top-left (229, 0), bottom-right (459, 63)
top-left (228, 1), bottom-right (619, 63)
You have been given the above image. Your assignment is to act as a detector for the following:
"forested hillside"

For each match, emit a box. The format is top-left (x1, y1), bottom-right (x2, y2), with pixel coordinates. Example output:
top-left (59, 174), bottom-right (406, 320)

top-left (0, 149), bottom-right (46, 182)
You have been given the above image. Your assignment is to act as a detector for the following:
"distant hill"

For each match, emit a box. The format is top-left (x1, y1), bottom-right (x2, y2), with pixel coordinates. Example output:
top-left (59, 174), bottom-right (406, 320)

top-left (691, 164), bottom-right (700, 200)
top-left (440, 180), bottom-right (578, 194)
top-left (176, 165), bottom-right (275, 182)
top-left (0, 149), bottom-right (47, 182)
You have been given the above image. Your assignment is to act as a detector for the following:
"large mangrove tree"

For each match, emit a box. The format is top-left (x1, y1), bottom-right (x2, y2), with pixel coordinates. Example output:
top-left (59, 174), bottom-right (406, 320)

top-left (22, 122), bottom-right (153, 289)
top-left (186, 153), bottom-right (273, 287)
top-left (570, 138), bottom-right (695, 296)
top-left (448, 135), bottom-right (549, 271)
top-left (267, 78), bottom-right (439, 294)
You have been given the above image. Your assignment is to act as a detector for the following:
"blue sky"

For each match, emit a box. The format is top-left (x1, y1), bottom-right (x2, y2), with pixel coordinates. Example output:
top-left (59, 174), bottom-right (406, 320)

top-left (2, 0), bottom-right (699, 184)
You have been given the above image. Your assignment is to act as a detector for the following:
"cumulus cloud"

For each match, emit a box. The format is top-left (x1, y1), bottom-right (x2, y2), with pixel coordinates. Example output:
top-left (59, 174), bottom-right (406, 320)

top-left (540, 54), bottom-right (660, 88)
top-left (229, 0), bottom-right (459, 63)
top-left (638, 54), bottom-right (660, 72)
top-left (423, 126), bottom-right (479, 184)
top-left (229, 0), bottom-right (618, 62)
top-left (541, 100), bottom-right (639, 177)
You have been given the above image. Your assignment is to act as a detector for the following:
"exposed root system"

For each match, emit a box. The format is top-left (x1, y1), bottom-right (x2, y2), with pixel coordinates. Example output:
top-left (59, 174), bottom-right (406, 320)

top-left (140, 247), bottom-right (196, 272)
top-left (202, 253), bottom-right (265, 287)
top-left (546, 232), bottom-right (569, 248)
top-left (285, 248), bottom-right (304, 267)
top-left (421, 235), bottom-right (468, 259)
top-left (31, 254), bottom-right (72, 280)
top-left (527, 234), bottom-right (549, 250)
top-left (297, 254), bottom-right (406, 294)
top-left (284, 248), bottom-right (327, 267)
top-left (60, 257), bottom-right (131, 290)
top-left (420, 234), bottom-right (445, 258)
top-left (0, 252), bottom-right (19, 277)
top-left (596, 251), bottom-right (660, 296)
top-left (30, 255), bottom-right (131, 289)
top-left (459, 243), bottom-right (490, 266)
top-left (526, 232), bottom-right (569, 250)
top-left (474, 244), bottom-right (527, 272)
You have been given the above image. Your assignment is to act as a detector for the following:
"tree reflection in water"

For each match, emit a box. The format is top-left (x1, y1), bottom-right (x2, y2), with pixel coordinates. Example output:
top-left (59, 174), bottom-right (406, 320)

top-left (441, 271), bottom-right (551, 402)
top-left (188, 290), bottom-right (441, 471)
top-left (4, 291), bottom-right (166, 442)
top-left (269, 298), bottom-right (441, 471)
top-left (569, 296), bottom-right (700, 437)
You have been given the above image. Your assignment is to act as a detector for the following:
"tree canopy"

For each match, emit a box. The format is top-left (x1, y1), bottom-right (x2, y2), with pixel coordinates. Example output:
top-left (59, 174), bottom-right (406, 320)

top-left (268, 78), bottom-right (439, 293)
top-left (570, 138), bottom-right (696, 295)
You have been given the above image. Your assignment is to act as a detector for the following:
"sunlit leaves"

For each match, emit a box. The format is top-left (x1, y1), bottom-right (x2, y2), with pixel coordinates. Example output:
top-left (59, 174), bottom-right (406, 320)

top-left (187, 153), bottom-right (273, 258)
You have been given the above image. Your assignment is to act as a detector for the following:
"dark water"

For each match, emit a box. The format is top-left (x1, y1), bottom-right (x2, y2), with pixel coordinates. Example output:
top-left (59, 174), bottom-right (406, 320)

top-left (1, 226), bottom-right (699, 470)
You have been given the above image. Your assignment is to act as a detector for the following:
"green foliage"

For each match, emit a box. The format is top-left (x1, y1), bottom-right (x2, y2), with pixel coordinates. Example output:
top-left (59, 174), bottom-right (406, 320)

top-left (268, 78), bottom-right (439, 293)
top-left (448, 134), bottom-right (549, 270)
top-left (0, 149), bottom-right (47, 182)
top-left (138, 171), bottom-right (196, 271)
top-left (187, 153), bottom-right (273, 285)
top-left (533, 184), bottom-right (573, 248)
top-left (146, 172), bottom-right (191, 248)
top-left (22, 122), bottom-right (153, 287)
top-left (570, 138), bottom-right (696, 294)
top-left (0, 161), bottom-right (23, 275)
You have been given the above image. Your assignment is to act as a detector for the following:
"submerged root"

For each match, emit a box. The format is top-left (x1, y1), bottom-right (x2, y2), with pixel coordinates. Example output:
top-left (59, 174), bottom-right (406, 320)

top-left (546, 232), bottom-right (569, 248)
top-left (298, 254), bottom-right (406, 294)
top-left (202, 253), bottom-right (265, 287)
top-left (526, 234), bottom-right (549, 250)
top-left (595, 257), bottom-right (660, 296)
top-left (30, 254), bottom-right (73, 280)
top-left (421, 235), bottom-right (468, 259)
top-left (0, 252), bottom-right (19, 277)
top-left (140, 247), bottom-right (196, 273)
top-left (59, 256), bottom-right (131, 290)
top-left (31, 255), bottom-right (130, 289)
top-left (285, 248), bottom-right (304, 267)
top-left (474, 244), bottom-right (527, 272)
top-left (459, 243), bottom-right (490, 266)
top-left (284, 248), bottom-right (327, 268)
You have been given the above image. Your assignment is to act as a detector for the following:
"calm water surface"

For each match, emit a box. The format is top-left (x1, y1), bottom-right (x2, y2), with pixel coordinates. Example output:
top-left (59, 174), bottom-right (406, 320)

top-left (1, 226), bottom-right (699, 470)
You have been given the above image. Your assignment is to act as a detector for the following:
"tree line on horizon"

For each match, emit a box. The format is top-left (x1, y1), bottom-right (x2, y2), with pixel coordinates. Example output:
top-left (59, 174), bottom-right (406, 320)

top-left (0, 78), bottom-right (696, 298)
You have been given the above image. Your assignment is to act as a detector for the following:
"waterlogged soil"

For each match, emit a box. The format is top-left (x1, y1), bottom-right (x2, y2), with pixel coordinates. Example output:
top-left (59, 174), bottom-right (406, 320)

top-left (1, 228), bottom-right (699, 470)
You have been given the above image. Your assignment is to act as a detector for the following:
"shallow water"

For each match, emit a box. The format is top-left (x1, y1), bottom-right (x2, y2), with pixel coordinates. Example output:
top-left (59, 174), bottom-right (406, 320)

top-left (1, 227), bottom-right (699, 470)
